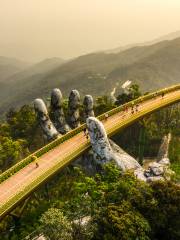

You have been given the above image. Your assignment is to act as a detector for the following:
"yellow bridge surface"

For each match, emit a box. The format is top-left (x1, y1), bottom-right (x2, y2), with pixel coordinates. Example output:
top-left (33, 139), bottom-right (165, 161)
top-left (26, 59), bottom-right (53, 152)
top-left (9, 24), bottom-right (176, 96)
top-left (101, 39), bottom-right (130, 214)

top-left (0, 86), bottom-right (180, 220)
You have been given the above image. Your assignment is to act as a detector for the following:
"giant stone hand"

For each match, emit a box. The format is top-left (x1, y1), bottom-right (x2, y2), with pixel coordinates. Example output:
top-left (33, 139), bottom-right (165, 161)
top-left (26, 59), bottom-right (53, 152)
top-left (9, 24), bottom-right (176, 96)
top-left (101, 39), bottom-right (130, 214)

top-left (83, 95), bottom-right (95, 120)
top-left (86, 117), bottom-right (141, 171)
top-left (86, 117), bottom-right (173, 182)
top-left (51, 88), bottom-right (71, 134)
top-left (34, 98), bottom-right (59, 140)
top-left (67, 90), bottom-right (81, 129)
top-left (34, 88), bottom-right (172, 182)
top-left (34, 88), bottom-right (81, 141)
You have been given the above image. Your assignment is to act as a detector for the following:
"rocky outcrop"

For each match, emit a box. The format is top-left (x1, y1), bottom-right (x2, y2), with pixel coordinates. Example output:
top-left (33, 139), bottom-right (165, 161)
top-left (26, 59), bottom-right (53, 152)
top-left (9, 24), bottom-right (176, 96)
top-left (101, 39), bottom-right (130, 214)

top-left (134, 168), bottom-right (147, 182)
top-left (34, 98), bottom-right (59, 140)
top-left (83, 95), bottom-right (95, 120)
top-left (86, 117), bottom-right (174, 182)
top-left (51, 88), bottom-right (70, 134)
top-left (143, 133), bottom-right (174, 182)
top-left (68, 90), bottom-right (81, 129)
top-left (109, 139), bottom-right (141, 170)
top-left (157, 133), bottom-right (171, 165)
top-left (147, 162), bottom-right (164, 176)
top-left (32, 234), bottom-right (47, 240)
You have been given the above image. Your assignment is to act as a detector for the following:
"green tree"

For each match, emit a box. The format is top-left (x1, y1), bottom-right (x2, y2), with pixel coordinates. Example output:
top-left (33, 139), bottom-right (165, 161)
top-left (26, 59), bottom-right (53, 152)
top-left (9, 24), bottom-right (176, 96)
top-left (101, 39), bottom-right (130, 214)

top-left (0, 136), bottom-right (28, 171)
top-left (116, 84), bottom-right (142, 105)
top-left (96, 201), bottom-right (150, 240)
top-left (94, 96), bottom-right (114, 115)
top-left (6, 105), bottom-right (37, 144)
top-left (40, 208), bottom-right (73, 240)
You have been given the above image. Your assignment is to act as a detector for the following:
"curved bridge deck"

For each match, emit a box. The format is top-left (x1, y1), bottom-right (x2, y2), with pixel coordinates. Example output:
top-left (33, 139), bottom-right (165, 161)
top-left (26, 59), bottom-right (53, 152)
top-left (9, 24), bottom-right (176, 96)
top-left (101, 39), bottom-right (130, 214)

top-left (0, 87), bottom-right (180, 219)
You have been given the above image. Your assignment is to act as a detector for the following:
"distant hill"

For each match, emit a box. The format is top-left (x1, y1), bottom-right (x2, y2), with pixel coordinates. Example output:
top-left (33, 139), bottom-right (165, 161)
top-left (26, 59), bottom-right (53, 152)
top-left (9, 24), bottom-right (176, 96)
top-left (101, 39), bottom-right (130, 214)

top-left (0, 38), bottom-right (180, 116)
top-left (0, 57), bottom-right (65, 115)
top-left (106, 30), bottom-right (180, 54)
top-left (6, 57), bottom-right (65, 84)
top-left (0, 56), bottom-right (30, 82)
top-left (108, 38), bottom-right (180, 91)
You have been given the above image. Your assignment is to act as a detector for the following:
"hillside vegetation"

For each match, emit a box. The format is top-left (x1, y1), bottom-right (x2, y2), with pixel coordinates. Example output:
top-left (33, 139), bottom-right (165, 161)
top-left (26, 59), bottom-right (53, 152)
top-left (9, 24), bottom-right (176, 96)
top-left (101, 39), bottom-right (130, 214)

top-left (0, 57), bottom-right (65, 116)
top-left (0, 56), bottom-right (29, 82)
top-left (0, 38), bottom-right (180, 115)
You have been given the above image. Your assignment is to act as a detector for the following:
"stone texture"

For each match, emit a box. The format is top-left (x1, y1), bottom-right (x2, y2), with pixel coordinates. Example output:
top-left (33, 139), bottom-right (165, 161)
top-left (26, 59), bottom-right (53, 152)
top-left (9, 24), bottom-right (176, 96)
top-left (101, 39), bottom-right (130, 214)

top-left (51, 88), bottom-right (70, 134)
top-left (86, 117), bottom-right (174, 183)
top-left (142, 133), bottom-right (173, 181)
top-left (32, 234), bottom-right (47, 240)
top-left (86, 117), bottom-right (113, 164)
top-left (83, 95), bottom-right (95, 120)
top-left (157, 133), bottom-right (171, 162)
top-left (34, 98), bottom-right (59, 140)
top-left (147, 162), bottom-right (164, 176)
top-left (158, 157), bottom-right (170, 165)
top-left (134, 168), bottom-right (147, 182)
top-left (68, 90), bottom-right (81, 129)
top-left (109, 139), bottom-right (141, 170)
top-left (86, 117), bottom-right (141, 172)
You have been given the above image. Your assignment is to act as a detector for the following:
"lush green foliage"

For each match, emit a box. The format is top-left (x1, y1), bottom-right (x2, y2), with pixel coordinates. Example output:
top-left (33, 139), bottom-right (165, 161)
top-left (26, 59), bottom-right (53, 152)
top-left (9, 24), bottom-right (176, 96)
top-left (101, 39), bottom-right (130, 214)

top-left (40, 208), bottom-right (73, 240)
top-left (0, 137), bottom-right (27, 172)
top-left (2, 164), bottom-right (179, 240)
top-left (0, 85), bottom-right (179, 239)
top-left (0, 105), bottom-right (42, 172)
top-left (116, 84), bottom-right (142, 105)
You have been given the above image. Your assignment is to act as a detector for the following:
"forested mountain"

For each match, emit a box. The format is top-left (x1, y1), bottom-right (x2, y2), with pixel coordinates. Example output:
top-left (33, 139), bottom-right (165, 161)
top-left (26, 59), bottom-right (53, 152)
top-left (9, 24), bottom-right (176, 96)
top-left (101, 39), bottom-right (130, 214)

top-left (0, 56), bottom-right (29, 82)
top-left (109, 38), bottom-right (180, 90)
top-left (0, 38), bottom-right (180, 115)
top-left (6, 57), bottom-right (65, 84)
top-left (0, 57), bottom-right (65, 115)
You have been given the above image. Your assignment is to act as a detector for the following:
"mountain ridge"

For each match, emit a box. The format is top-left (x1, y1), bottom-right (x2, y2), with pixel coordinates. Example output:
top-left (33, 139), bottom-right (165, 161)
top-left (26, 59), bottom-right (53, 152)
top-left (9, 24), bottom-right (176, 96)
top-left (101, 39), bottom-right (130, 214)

top-left (105, 30), bottom-right (180, 54)
top-left (0, 38), bottom-right (180, 116)
top-left (0, 56), bottom-right (30, 83)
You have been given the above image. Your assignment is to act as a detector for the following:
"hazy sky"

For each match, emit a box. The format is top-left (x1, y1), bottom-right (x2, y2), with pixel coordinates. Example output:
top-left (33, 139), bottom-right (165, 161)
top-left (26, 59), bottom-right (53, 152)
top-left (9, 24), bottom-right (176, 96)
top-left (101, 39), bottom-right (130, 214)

top-left (0, 0), bottom-right (180, 62)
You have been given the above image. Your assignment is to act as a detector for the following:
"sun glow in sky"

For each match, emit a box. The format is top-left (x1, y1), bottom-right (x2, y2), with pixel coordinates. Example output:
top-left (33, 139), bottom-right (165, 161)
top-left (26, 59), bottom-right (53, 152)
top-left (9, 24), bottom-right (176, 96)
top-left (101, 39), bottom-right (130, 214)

top-left (0, 0), bottom-right (180, 61)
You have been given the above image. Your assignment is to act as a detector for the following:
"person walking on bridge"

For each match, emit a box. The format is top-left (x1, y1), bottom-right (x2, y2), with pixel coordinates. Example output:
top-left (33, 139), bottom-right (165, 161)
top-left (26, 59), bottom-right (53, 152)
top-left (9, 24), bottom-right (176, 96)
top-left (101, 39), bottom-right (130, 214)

top-left (125, 106), bottom-right (128, 113)
top-left (135, 104), bottom-right (139, 112)
top-left (131, 102), bottom-right (134, 114)
top-left (83, 127), bottom-right (87, 136)
top-left (32, 156), bottom-right (39, 168)
top-left (105, 113), bottom-right (109, 121)
top-left (83, 127), bottom-right (89, 140)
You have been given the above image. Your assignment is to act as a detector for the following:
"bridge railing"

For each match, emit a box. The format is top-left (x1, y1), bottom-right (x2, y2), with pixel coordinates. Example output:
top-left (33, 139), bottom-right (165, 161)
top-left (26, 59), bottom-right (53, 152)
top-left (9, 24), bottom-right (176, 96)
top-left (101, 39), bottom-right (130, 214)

top-left (0, 84), bottom-right (179, 184)
top-left (98, 84), bottom-right (180, 120)
top-left (0, 140), bottom-right (90, 218)
top-left (0, 123), bottom-right (85, 184)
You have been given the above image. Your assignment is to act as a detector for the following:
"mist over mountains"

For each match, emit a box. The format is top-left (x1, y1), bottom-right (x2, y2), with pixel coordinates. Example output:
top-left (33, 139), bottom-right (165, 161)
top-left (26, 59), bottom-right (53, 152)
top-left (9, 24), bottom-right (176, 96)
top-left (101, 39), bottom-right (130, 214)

top-left (0, 56), bottom-right (30, 82)
top-left (0, 32), bottom-right (180, 116)
top-left (105, 30), bottom-right (180, 54)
